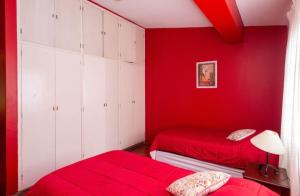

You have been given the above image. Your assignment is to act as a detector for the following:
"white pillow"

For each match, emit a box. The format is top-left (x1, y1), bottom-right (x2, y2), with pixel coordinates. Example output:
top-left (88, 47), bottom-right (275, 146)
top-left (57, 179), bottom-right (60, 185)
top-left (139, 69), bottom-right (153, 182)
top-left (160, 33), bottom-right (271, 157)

top-left (226, 129), bottom-right (256, 141)
top-left (167, 171), bottom-right (230, 196)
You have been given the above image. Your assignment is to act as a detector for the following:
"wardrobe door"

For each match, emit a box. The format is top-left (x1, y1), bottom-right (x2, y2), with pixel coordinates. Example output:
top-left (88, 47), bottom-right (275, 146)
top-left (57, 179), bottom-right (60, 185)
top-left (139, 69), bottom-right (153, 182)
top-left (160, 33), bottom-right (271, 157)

top-left (103, 11), bottom-right (119, 59)
top-left (83, 55), bottom-right (107, 158)
top-left (20, 0), bottom-right (55, 46)
top-left (21, 42), bottom-right (56, 189)
top-left (83, 1), bottom-right (103, 57)
top-left (132, 65), bottom-right (145, 144)
top-left (55, 49), bottom-right (82, 169)
top-left (55, 0), bottom-right (81, 52)
top-left (119, 20), bottom-right (136, 63)
top-left (118, 62), bottom-right (134, 149)
top-left (105, 59), bottom-right (119, 150)
top-left (135, 27), bottom-right (145, 65)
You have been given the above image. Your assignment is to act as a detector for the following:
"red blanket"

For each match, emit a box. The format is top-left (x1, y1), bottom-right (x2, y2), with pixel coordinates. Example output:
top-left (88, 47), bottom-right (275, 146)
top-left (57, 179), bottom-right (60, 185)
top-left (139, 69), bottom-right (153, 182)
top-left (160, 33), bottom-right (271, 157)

top-left (150, 128), bottom-right (278, 169)
top-left (27, 150), bottom-right (278, 196)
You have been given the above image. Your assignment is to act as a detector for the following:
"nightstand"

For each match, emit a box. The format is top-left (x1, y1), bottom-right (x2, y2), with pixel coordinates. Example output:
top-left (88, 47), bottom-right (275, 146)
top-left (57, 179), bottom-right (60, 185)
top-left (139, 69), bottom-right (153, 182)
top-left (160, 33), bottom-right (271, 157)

top-left (243, 164), bottom-right (290, 196)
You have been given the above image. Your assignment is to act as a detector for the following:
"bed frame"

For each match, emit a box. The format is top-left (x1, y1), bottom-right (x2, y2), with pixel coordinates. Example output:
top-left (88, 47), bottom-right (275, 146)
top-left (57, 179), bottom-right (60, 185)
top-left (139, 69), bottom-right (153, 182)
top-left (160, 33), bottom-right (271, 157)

top-left (151, 150), bottom-right (244, 178)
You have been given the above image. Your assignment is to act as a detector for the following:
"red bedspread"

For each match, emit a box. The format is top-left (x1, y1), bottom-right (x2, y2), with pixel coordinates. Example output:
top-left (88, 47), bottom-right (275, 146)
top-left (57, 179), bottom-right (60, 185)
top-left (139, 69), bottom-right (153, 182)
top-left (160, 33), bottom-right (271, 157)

top-left (150, 128), bottom-right (278, 169)
top-left (27, 150), bottom-right (278, 196)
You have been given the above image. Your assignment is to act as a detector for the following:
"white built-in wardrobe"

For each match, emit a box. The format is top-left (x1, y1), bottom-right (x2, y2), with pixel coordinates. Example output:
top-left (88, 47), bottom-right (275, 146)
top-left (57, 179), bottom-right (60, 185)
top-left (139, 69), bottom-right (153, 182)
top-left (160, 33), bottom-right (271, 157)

top-left (18, 0), bottom-right (145, 190)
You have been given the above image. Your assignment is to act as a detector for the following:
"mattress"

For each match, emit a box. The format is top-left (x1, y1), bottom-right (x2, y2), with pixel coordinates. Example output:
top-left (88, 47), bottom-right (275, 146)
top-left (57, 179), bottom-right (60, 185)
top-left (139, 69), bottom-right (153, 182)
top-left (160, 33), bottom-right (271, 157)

top-left (150, 128), bottom-right (278, 169)
top-left (26, 150), bottom-right (278, 196)
top-left (155, 150), bottom-right (245, 178)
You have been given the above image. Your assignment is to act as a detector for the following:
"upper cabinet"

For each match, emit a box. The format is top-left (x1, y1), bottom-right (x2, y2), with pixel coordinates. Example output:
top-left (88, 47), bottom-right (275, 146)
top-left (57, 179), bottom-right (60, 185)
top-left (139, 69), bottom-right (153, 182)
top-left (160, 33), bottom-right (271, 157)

top-left (20, 0), bottom-right (145, 60)
top-left (20, 0), bottom-right (55, 46)
top-left (20, 0), bottom-right (81, 52)
top-left (82, 3), bottom-right (119, 59)
top-left (83, 1), bottom-right (103, 57)
top-left (103, 11), bottom-right (119, 59)
top-left (119, 19), bottom-right (136, 63)
top-left (55, 0), bottom-right (82, 52)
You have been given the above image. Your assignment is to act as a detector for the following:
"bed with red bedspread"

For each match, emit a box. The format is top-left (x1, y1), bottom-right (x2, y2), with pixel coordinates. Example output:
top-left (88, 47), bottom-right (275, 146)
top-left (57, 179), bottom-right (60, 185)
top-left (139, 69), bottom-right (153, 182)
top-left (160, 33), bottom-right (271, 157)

top-left (150, 128), bottom-right (278, 169)
top-left (27, 150), bottom-right (278, 196)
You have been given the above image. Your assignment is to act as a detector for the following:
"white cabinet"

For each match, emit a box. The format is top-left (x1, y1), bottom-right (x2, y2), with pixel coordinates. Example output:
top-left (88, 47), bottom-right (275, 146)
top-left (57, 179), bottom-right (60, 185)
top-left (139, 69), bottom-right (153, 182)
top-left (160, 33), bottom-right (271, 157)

top-left (55, 0), bottom-right (82, 52)
top-left (20, 0), bottom-right (81, 51)
top-left (119, 62), bottom-right (145, 149)
top-left (83, 1), bottom-right (103, 57)
top-left (119, 62), bottom-right (134, 149)
top-left (105, 60), bottom-right (119, 150)
top-left (135, 27), bottom-right (145, 65)
top-left (83, 55), bottom-right (107, 158)
top-left (83, 56), bottom-right (119, 157)
top-left (103, 11), bottom-right (119, 59)
top-left (55, 49), bottom-right (82, 169)
top-left (20, 0), bottom-right (55, 46)
top-left (20, 42), bottom-right (83, 187)
top-left (119, 20), bottom-right (136, 63)
top-left (132, 65), bottom-right (145, 144)
top-left (19, 0), bottom-right (145, 190)
top-left (82, 5), bottom-right (119, 59)
top-left (20, 42), bottom-right (56, 189)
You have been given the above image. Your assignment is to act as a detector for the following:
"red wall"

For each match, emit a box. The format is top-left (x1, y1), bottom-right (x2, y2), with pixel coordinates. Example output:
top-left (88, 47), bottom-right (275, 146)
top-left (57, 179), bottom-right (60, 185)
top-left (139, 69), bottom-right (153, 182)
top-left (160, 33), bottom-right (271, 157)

top-left (0, 0), bottom-right (6, 193)
top-left (3, 0), bottom-right (18, 195)
top-left (145, 26), bottom-right (287, 144)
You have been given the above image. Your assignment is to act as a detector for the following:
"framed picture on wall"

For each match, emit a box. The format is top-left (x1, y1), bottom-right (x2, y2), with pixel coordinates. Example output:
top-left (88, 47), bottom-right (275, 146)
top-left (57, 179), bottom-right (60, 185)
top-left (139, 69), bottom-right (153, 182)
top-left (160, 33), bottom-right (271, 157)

top-left (196, 60), bottom-right (217, 88)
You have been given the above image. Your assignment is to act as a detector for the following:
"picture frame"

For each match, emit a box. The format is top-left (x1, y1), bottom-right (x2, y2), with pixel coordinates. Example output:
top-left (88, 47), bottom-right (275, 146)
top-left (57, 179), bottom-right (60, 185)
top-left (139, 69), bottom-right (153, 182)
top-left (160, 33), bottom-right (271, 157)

top-left (196, 60), bottom-right (217, 88)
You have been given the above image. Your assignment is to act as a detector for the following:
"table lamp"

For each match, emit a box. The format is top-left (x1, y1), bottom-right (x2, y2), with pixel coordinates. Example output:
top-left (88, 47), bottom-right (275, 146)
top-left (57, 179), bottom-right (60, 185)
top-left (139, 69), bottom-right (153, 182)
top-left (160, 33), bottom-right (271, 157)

top-left (250, 130), bottom-right (285, 177)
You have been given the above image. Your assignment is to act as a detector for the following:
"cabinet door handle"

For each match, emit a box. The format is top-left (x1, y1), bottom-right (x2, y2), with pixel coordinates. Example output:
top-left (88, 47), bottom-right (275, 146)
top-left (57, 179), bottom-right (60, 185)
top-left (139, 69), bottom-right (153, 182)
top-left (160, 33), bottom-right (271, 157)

top-left (53, 106), bottom-right (55, 111)
top-left (56, 106), bottom-right (59, 111)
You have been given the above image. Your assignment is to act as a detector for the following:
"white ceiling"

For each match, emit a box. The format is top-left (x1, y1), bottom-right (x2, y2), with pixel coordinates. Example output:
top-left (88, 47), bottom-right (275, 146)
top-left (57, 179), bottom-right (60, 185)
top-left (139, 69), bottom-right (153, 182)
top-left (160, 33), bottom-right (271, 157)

top-left (95, 0), bottom-right (291, 28)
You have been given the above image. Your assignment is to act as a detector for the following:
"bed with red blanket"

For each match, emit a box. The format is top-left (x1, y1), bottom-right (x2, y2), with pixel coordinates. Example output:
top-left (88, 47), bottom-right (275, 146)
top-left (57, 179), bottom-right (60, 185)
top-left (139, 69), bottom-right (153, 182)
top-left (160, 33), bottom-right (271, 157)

top-left (27, 150), bottom-right (278, 196)
top-left (150, 128), bottom-right (278, 172)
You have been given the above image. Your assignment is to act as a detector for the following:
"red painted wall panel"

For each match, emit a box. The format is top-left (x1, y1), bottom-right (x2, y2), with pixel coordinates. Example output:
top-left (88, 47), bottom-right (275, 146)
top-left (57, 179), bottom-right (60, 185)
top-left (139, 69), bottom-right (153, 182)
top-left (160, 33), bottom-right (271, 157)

top-left (145, 27), bottom-right (287, 144)
top-left (0, 0), bottom-right (6, 193)
top-left (5, 0), bottom-right (18, 194)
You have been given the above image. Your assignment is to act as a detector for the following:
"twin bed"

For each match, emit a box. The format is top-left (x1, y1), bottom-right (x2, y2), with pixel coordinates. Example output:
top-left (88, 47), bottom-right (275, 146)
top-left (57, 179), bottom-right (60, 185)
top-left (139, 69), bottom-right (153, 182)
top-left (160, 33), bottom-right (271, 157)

top-left (149, 128), bottom-right (278, 178)
top-left (27, 128), bottom-right (279, 195)
top-left (27, 150), bottom-right (277, 196)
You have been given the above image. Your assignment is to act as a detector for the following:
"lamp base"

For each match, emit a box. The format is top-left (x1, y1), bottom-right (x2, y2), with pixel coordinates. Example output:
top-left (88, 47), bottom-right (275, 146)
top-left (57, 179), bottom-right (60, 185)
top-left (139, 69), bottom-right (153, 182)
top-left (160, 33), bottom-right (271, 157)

top-left (259, 164), bottom-right (280, 177)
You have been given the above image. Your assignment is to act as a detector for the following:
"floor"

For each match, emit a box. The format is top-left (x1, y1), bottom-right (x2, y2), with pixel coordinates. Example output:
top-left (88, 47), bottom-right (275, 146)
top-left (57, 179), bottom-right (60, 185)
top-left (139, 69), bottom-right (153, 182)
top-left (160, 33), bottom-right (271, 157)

top-left (125, 143), bottom-right (150, 157)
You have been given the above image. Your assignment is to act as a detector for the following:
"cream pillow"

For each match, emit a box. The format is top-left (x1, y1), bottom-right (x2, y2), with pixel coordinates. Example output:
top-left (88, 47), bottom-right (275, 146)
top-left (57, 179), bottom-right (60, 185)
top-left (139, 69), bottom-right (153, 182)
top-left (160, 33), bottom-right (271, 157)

top-left (167, 171), bottom-right (230, 196)
top-left (226, 129), bottom-right (256, 141)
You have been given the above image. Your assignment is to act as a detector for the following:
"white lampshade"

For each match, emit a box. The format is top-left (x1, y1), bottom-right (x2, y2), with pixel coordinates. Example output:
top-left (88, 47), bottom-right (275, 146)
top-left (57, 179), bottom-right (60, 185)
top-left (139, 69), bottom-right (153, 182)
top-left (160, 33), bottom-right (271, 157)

top-left (250, 130), bottom-right (285, 155)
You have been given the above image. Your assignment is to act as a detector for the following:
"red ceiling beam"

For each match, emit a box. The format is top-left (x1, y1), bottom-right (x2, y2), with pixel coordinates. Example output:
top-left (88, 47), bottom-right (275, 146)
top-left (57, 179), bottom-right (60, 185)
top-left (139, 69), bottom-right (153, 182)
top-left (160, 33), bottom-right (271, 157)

top-left (194, 0), bottom-right (244, 42)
